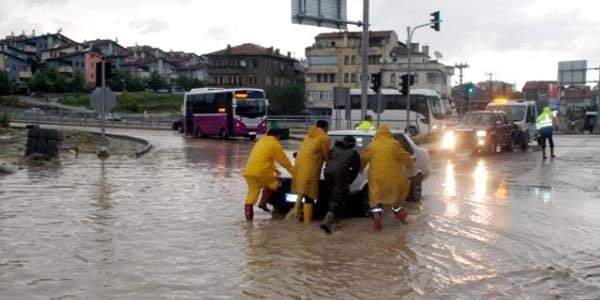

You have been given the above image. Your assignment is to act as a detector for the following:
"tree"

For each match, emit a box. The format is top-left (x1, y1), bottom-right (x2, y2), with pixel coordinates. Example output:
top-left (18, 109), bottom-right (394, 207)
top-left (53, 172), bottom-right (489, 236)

top-left (69, 69), bottom-right (86, 93)
top-left (276, 82), bottom-right (305, 115)
top-left (147, 71), bottom-right (166, 91)
top-left (175, 75), bottom-right (206, 91)
top-left (0, 71), bottom-right (12, 95)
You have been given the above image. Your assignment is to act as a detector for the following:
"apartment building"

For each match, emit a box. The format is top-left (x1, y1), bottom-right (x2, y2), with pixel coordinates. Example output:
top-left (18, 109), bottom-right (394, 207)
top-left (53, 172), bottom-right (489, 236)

top-left (205, 43), bottom-right (301, 113)
top-left (304, 31), bottom-right (398, 110)
top-left (305, 30), bottom-right (454, 112)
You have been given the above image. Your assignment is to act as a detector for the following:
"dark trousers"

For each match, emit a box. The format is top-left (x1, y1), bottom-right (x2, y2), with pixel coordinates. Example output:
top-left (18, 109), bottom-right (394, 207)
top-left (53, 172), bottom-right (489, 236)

top-left (324, 173), bottom-right (349, 217)
top-left (539, 127), bottom-right (554, 149)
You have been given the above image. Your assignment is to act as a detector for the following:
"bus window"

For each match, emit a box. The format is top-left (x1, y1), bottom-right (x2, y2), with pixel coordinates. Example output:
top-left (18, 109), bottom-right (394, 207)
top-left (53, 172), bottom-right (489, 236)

top-left (214, 92), bottom-right (227, 110)
top-left (429, 96), bottom-right (445, 120)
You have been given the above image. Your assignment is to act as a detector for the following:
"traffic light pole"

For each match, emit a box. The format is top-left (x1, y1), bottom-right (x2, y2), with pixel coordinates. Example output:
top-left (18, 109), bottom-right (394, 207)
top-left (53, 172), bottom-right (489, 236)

top-left (404, 23), bottom-right (431, 134)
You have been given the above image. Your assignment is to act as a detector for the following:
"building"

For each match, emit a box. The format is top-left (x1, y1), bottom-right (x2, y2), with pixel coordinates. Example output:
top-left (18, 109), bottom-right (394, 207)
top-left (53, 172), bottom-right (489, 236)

top-left (45, 50), bottom-right (103, 89)
top-left (121, 57), bottom-right (179, 83)
top-left (205, 43), bottom-right (301, 113)
top-left (166, 51), bottom-right (208, 81)
top-left (3, 30), bottom-right (77, 57)
top-left (384, 43), bottom-right (454, 98)
top-left (304, 30), bottom-right (454, 113)
top-left (0, 42), bottom-right (32, 81)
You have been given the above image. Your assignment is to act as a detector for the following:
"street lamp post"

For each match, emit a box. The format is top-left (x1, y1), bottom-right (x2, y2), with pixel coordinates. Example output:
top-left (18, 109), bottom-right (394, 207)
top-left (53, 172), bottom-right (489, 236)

top-left (404, 11), bottom-right (441, 135)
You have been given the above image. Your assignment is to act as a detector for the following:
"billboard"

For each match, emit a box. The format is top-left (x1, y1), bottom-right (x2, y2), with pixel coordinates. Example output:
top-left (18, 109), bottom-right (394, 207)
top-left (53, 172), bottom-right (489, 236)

top-left (558, 60), bottom-right (587, 85)
top-left (292, 0), bottom-right (348, 30)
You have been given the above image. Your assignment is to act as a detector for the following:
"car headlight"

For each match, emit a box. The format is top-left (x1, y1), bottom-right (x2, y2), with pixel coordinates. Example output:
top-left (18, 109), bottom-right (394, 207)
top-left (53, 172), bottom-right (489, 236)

top-left (476, 130), bottom-right (487, 137)
top-left (441, 130), bottom-right (455, 150)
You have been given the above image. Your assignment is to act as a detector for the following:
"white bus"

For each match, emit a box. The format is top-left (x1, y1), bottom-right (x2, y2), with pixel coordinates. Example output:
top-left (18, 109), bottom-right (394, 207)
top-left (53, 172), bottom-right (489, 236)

top-left (332, 88), bottom-right (448, 136)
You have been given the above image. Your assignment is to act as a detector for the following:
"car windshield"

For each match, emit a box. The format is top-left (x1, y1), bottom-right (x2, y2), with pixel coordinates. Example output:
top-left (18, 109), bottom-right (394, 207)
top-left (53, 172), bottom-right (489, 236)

top-left (328, 135), bottom-right (372, 154)
top-left (460, 113), bottom-right (495, 126)
top-left (488, 105), bottom-right (525, 122)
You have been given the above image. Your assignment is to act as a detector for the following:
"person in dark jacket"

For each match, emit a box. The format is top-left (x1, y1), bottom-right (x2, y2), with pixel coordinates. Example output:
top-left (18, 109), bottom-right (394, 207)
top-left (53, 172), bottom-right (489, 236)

top-left (320, 135), bottom-right (361, 234)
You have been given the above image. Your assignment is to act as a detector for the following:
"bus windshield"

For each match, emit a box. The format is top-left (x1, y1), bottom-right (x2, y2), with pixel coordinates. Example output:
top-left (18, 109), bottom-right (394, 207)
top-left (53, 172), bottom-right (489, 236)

top-left (489, 105), bottom-right (525, 122)
top-left (430, 97), bottom-right (446, 120)
top-left (235, 99), bottom-right (267, 118)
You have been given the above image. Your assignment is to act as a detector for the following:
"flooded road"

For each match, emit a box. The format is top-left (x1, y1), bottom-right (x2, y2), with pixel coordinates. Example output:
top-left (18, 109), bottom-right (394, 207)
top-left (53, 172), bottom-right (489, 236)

top-left (2, 130), bottom-right (600, 299)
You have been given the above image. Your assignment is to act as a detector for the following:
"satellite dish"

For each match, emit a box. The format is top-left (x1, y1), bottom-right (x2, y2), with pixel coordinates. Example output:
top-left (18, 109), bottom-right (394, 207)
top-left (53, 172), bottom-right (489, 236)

top-left (434, 51), bottom-right (443, 59)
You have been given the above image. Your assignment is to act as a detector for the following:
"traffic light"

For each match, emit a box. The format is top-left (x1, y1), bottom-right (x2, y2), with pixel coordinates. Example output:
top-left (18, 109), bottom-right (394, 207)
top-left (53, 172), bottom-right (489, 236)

top-left (370, 72), bottom-right (381, 93)
top-left (430, 11), bottom-right (440, 31)
top-left (400, 74), bottom-right (415, 95)
top-left (465, 83), bottom-right (476, 96)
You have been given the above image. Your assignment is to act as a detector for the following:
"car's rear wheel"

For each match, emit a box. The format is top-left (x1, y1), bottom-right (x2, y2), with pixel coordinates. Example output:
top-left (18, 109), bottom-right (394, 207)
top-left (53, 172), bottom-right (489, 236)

top-left (407, 174), bottom-right (423, 202)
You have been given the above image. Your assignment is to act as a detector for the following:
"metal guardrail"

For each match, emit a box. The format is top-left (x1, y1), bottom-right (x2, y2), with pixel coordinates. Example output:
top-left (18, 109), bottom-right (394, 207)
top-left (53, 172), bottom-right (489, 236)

top-left (267, 115), bottom-right (333, 129)
top-left (1, 107), bottom-right (176, 130)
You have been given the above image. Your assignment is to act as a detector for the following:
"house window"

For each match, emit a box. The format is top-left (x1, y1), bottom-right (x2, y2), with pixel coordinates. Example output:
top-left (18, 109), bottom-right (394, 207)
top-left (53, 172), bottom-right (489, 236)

top-left (351, 73), bottom-right (357, 83)
top-left (329, 74), bottom-right (336, 83)
top-left (306, 55), bottom-right (337, 65)
top-left (351, 55), bottom-right (356, 65)
top-left (317, 74), bottom-right (323, 82)
top-left (344, 55), bottom-right (349, 65)
top-left (238, 76), bottom-right (243, 86)
top-left (426, 73), bottom-right (437, 84)
top-left (344, 73), bottom-right (349, 83)
top-left (391, 73), bottom-right (396, 83)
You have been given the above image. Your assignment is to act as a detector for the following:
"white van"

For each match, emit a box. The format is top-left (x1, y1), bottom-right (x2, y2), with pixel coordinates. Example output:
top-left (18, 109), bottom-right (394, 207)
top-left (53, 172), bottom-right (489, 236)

top-left (486, 100), bottom-right (538, 150)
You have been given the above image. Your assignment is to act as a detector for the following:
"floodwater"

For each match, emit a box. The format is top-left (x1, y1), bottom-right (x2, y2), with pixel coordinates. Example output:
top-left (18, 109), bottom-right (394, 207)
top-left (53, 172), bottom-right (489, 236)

top-left (2, 130), bottom-right (600, 299)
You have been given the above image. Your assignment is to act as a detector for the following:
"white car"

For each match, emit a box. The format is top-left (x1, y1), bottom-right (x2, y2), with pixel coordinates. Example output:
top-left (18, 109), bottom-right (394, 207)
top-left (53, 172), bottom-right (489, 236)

top-left (270, 129), bottom-right (430, 218)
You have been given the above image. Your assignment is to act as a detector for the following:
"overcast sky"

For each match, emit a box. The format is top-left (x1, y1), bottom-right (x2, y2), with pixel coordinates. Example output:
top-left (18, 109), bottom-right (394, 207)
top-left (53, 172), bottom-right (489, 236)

top-left (1, 0), bottom-right (599, 89)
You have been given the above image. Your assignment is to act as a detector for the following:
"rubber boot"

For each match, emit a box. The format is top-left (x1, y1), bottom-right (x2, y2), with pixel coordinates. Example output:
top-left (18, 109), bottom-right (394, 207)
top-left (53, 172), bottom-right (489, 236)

top-left (393, 206), bottom-right (408, 223)
top-left (258, 188), bottom-right (273, 212)
top-left (320, 212), bottom-right (336, 234)
top-left (245, 204), bottom-right (254, 222)
top-left (371, 207), bottom-right (383, 231)
top-left (550, 147), bottom-right (556, 158)
top-left (303, 203), bottom-right (314, 224)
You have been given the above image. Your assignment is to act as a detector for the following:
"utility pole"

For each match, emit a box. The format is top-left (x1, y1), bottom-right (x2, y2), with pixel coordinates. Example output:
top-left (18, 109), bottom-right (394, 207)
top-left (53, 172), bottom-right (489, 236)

top-left (360, 0), bottom-right (369, 121)
top-left (485, 72), bottom-right (496, 101)
top-left (454, 63), bottom-right (469, 86)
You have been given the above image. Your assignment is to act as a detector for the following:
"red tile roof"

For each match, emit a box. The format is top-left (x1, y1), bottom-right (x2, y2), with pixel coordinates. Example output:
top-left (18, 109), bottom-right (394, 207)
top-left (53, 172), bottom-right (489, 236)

top-left (205, 43), bottom-right (294, 59)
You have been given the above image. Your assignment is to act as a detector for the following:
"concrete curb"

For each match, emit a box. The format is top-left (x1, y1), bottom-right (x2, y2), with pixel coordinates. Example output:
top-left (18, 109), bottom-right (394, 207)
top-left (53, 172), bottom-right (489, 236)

top-left (104, 133), bottom-right (153, 158)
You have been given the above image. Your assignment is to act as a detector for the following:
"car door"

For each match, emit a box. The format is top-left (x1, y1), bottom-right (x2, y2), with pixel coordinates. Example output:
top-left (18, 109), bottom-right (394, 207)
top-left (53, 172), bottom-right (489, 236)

top-left (393, 133), bottom-right (417, 175)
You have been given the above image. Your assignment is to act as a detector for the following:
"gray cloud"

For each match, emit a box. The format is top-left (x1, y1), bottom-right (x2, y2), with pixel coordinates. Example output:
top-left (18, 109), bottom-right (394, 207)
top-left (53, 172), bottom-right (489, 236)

top-left (130, 18), bottom-right (169, 34)
top-left (373, 0), bottom-right (599, 57)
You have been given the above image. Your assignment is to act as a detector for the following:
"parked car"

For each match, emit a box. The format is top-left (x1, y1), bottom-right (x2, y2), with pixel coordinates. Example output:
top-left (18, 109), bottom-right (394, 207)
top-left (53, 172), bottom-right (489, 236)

top-left (442, 110), bottom-right (516, 154)
top-left (106, 113), bottom-right (123, 121)
top-left (268, 129), bottom-right (431, 218)
top-left (171, 118), bottom-right (183, 133)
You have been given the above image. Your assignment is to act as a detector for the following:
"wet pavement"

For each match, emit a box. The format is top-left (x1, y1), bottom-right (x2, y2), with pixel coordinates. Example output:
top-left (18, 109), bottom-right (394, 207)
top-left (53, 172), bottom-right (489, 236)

top-left (1, 129), bottom-right (600, 299)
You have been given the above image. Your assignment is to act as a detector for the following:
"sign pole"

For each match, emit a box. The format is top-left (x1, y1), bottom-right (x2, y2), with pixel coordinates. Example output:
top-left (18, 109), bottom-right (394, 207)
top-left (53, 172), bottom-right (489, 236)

top-left (98, 58), bottom-right (109, 158)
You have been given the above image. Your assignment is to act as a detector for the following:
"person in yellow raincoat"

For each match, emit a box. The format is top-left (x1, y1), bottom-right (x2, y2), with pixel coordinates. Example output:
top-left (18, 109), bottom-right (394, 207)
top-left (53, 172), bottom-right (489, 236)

top-left (360, 124), bottom-right (414, 231)
top-left (243, 129), bottom-right (294, 221)
top-left (290, 120), bottom-right (330, 224)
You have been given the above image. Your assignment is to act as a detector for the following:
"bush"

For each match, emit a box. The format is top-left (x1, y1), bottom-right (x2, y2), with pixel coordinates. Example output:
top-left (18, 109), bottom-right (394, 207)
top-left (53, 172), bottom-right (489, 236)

top-left (58, 94), bottom-right (89, 108)
top-left (0, 96), bottom-right (19, 106)
top-left (115, 92), bottom-right (182, 113)
top-left (0, 111), bottom-right (10, 127)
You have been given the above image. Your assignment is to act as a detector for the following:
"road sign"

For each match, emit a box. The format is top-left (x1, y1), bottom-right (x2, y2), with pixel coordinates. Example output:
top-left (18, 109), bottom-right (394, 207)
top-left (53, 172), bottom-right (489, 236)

top-left (558, 60), bottom-right (587, 85)
top-left (90, 87), bottom-right (116, 113)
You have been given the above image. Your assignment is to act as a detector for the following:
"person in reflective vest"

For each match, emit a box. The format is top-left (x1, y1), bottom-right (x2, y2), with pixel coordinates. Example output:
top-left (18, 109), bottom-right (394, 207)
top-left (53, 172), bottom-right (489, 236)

top-left (536, 106), bottom-right (557, 159)
top-left (355, 115), bottom-right (375, 131)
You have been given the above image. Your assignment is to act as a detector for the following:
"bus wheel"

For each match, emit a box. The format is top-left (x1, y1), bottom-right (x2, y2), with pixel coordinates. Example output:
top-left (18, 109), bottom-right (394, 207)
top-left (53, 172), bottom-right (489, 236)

top-left (408, 126), bottom-right (419, 137)
top-left (220, 128), bottom-right (230, 139)
top-left (194, 127), bottom-right (202, 138)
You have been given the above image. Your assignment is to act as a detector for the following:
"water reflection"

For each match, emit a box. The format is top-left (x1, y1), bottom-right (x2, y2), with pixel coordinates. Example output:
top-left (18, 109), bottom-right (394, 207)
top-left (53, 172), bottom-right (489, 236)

top-left (473, 160), bottom-right (487, 202)
top-left (443, 161), bottom-right (456, 197)
top-left (495, 179), bottom-right (507, 200)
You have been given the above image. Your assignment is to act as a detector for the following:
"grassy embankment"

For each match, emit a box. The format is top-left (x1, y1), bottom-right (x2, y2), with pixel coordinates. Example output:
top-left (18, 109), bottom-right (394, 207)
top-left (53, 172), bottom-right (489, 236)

top-left (58, 92), bottom-right (183, 113)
